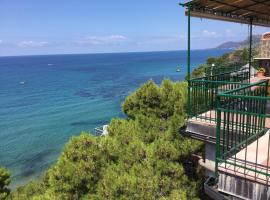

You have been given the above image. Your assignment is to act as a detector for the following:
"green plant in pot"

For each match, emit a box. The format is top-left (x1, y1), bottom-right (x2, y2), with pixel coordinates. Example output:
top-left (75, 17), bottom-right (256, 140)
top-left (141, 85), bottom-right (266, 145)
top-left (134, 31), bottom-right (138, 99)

top-left (257, 67), bottom-right (266, 77)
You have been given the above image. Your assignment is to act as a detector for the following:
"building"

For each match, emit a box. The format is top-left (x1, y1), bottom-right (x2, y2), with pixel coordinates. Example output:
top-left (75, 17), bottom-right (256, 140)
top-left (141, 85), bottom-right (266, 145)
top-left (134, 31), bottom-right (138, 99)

top-left (255, 32), bottom-right (270, 76)
top-left (180, 1), bottom-right (270, 199)
top-left (260, 32), bottom-right (270, 59)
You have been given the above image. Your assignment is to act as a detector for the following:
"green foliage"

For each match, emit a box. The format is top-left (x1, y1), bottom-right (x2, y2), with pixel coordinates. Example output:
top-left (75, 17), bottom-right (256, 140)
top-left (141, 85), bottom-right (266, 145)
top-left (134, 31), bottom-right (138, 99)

top-left (241, 48), bottom-right (249, 63)
top-left (0, 166), bottom-right (10, 200)
top-left (190, 48), bottom-right (257, 79)
top-left (122, 79), bottom-right (187, 133)
top-left (206, 54), bottom-right (231, 66)
top-left (206, 57), bottom-right (216, 65)
top-left (190, 64), bottom-right (207, 79)
top-left (10, 181), bottom-right (46, 200)
top-left (10, 79), bottom-right (202, 200)
top-left (46, 133), bottom-right (110, 199)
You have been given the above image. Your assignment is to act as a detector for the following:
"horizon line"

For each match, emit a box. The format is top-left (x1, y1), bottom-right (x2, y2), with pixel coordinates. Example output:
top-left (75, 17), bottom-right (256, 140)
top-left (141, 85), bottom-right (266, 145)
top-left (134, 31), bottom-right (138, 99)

top-left (0, 47), bottom-right (229, 58)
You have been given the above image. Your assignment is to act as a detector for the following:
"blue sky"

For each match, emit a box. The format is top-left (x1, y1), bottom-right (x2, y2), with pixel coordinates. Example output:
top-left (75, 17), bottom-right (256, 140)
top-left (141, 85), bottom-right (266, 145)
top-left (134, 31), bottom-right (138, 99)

top-left (0, 0), bottom-right (269, 56)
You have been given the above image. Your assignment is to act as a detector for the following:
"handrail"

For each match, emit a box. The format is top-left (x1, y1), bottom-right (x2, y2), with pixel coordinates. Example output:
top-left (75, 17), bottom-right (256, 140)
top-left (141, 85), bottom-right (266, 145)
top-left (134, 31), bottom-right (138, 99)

top-left (215, 80), bottom-right (270, 182)
top-left (188, 66), bottom-right (250, 122)
top-left (220, 80), bottom-right (268, 95)
top-left (190, 67), bottom-right (249, 82)
top-left (190, 80), bottom-right (250, 84)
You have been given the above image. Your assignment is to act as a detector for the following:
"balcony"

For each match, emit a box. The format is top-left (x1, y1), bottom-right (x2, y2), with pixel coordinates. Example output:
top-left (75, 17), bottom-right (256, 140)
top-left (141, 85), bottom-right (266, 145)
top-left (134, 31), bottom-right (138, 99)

top-left (179, 0), bottom-right (270, 199)
top-left (186, 65), bottom-right (251, 143)
top-left (185, 65), bottom-right (270, 199)
top-left (216, 80), bottom-right (270, 199)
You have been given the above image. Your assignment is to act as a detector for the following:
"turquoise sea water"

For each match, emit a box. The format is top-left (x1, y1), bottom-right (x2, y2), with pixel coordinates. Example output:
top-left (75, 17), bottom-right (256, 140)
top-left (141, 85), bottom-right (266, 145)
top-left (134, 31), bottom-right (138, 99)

top-left (0, 50), bottom-right (229, 187)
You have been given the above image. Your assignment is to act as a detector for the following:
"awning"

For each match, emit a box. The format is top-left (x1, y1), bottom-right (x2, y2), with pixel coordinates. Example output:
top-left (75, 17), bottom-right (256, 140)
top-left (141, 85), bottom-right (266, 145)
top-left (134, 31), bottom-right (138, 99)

top-left (182, 0), bottom-right (270, 27)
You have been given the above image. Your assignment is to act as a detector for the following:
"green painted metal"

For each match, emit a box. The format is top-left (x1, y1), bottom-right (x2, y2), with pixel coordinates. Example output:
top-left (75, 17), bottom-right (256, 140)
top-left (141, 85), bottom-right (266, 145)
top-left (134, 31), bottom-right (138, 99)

top-left (187, 3), bottom-right (191, 119)
top-left (188, 67), bottom-right (250, 122)
top-left (215, 79), bottom-right (270, 180)
top-left (249, 18), bottom-right (253, 79)
top-left (181, 0), bottom-right (269, 188)
top-left (204, 64), bottom-right (243, 77)
top-left (215, 95), bottom-right (221, 178)
top-left (187, 3), bottom-right (191, 79)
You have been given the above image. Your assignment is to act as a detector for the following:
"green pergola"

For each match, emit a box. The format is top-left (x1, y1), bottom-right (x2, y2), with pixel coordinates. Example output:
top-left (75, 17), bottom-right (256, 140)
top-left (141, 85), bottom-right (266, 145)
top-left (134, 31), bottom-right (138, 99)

top-left (179, 0), bottom-right (270, 116)
top-left (180, 0), bottom-right (270, 76)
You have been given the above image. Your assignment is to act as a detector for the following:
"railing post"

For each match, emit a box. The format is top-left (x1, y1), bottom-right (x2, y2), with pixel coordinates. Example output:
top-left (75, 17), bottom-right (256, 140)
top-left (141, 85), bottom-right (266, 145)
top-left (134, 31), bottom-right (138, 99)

top-left (215, 95), bottom-right (221, 179)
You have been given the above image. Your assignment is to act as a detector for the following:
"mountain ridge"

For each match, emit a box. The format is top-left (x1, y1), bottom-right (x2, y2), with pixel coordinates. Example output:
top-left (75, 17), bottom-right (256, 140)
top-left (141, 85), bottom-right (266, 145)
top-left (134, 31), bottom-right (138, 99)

top-left (215, 35), bottom-right (261, 50)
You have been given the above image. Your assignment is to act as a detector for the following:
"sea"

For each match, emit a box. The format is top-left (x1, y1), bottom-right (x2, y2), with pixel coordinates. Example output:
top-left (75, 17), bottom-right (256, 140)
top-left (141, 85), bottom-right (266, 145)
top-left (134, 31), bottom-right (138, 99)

top-left (0, 49), bottom-right (229, 188)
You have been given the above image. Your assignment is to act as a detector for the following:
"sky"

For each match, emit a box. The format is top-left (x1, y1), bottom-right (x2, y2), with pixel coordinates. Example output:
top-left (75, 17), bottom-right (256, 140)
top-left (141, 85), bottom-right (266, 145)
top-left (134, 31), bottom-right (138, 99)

top-left (0, 0), bottom-right (269, 56)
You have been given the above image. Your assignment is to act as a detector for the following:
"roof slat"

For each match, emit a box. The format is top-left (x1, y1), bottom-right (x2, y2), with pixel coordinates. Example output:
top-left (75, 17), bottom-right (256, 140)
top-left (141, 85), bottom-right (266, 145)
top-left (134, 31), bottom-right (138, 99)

top-left (184, 0), bottom-right (270, 27)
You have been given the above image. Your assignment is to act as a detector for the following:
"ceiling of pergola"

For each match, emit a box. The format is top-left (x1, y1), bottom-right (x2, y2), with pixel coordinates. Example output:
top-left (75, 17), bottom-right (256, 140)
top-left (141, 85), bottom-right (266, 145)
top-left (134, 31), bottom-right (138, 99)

top-left (184, 0), bottom-right (270, 27)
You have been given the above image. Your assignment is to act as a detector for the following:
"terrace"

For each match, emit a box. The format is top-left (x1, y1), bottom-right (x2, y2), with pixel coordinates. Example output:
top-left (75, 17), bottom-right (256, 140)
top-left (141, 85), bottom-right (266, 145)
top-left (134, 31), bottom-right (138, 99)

top-left (180, 0), bottom-right (270, 199)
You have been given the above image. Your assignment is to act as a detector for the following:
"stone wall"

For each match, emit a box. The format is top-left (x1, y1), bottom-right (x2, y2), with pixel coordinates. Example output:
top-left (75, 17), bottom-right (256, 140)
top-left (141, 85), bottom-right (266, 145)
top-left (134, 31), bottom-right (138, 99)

top-left (259, 32), bottom-right (270, 58)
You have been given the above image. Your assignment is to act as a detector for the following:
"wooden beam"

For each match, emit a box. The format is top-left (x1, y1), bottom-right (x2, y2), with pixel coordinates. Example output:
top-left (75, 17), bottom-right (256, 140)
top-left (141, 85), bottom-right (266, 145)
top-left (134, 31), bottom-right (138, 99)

top-left (210, 0), bottom-right (270, 17)
top-left (228, 0), bottom-right (270, 13)
top-left (186, 10), bottom-right (270, 28)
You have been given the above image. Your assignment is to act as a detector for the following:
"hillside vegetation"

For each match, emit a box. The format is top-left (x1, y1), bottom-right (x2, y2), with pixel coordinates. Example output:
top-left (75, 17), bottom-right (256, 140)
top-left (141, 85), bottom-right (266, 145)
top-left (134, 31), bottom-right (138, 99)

top-left (191, 47), bottom-right (258, 79)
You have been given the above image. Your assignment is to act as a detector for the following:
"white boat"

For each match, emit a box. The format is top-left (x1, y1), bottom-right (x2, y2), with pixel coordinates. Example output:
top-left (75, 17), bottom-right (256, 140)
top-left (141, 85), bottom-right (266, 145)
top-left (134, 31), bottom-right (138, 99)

top-left (94, 124), bottom-right (109, 136)
top-left (176, 68), bottom-right (181, 72)
top-left (20, 81), bottom-right (26, 85)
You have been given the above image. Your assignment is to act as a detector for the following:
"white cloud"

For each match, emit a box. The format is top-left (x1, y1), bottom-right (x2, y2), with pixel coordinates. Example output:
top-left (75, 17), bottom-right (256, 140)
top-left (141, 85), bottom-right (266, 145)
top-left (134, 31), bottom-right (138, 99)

top-left (136, 36), bottom-right (184, 46)
top-left (77, 35), bottom-right (127, 45)
top-left (225, 29), bottom-right (235, 37)
top-left (17, 41), bottom-right (49, 48)
top-left (202, 30), bottom-right (218, 37)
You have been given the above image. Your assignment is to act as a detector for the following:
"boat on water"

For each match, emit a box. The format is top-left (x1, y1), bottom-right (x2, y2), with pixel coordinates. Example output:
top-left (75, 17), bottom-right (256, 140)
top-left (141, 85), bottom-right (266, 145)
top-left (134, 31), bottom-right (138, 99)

top-left (176, 68), bottom-right (181, 72)
top-left (94, 124), bottom-right (108, 136)
top-left (20, 81), bottom-right (26, 85)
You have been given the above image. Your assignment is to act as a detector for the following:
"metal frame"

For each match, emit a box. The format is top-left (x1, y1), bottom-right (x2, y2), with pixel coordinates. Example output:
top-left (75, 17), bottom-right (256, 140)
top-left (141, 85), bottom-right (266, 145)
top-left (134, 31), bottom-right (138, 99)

top-left (180, 2), bottom-right (254, 86)
top-left (189, 68), bottom-right (250, 122)
top-left (215, 80), bottom-right (270, 181)
top-left (181, 0), bottom-right (270, 27)
top-left (249, 18), bottom-right (253, 79)
top-left (180, 0), bottom-right (270, 194)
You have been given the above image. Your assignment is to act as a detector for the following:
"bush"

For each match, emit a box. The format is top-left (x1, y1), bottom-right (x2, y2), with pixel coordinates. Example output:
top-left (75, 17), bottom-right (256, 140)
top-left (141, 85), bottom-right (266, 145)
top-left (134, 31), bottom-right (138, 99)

top-left (0, 166), bottom-right (10, 200)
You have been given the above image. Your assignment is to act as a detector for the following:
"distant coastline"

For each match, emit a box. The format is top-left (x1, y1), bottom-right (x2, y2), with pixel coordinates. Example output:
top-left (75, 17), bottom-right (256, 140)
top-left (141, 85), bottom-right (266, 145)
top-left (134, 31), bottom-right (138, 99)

top-left (0, 36), bottom-right (259, 58)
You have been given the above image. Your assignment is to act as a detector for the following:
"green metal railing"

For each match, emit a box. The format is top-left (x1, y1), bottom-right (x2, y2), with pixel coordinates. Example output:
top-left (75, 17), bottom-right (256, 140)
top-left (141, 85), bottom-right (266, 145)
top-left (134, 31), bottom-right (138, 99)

top-left (215, 80), bottom-right (270, 183)
top-left (204, 64), bottom-right (243, 77)
top-left (188, 67), bottom-right (250, 122)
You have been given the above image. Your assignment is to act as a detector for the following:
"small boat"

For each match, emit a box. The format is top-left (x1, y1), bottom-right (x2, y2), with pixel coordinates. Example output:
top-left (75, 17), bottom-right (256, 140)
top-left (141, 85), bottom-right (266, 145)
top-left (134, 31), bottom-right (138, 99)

top-left (94, 124), bottom-right (108, 136)
top-left (176, 68), bottom-right (181, 72)
top-left (20, 81), bottom-right (26, 85)
top-left (48, 64), bottom-right (53, 66)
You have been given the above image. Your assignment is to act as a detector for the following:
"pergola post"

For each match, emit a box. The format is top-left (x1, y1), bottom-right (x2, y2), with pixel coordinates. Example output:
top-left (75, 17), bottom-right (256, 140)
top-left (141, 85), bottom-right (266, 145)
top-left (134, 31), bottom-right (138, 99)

top-left (187, 3), bottom-right (191, 79)
top-left (187, 2), bottom-right (191, 116)
top-left (179, 2), bottom-right (191, 116)
top-left (249, 17), bottom-right (253, 78)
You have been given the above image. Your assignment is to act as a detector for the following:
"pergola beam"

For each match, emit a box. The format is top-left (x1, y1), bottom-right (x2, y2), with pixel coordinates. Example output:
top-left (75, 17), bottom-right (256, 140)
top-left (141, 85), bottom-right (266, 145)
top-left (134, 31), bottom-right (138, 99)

top-left (210, 0), bottom-right (269, 17)
top-left (249, 18), bottom-right (253, 79)
top-left (228, 0), bottom-right (270, 14)
top-left (181, 0), bottom-right (270, 28)
top-left (186, 9), bottom-right (270, 27)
